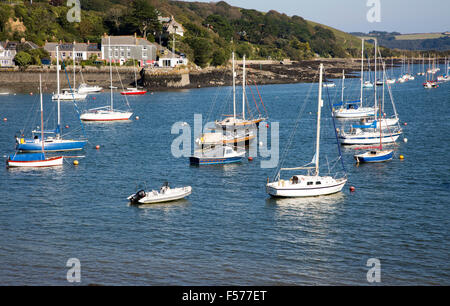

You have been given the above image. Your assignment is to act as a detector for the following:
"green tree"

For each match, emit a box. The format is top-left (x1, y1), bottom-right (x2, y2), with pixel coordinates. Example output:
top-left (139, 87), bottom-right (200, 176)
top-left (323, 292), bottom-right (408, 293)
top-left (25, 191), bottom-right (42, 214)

top-left (211, 49), bottom-right (228, 67)
top-left (14, 51), bottom-right (33, 69)
top-left (125, 0), bottom-right (161, 39)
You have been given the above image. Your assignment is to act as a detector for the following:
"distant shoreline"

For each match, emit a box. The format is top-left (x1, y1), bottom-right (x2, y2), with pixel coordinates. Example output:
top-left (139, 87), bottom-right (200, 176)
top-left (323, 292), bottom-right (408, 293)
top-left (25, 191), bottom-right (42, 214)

top-left (0, 58), bottom-right (407, 94)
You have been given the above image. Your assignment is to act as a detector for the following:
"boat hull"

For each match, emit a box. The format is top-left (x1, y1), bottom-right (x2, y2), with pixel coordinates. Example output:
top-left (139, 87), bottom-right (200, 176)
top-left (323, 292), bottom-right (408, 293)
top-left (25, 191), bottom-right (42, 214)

top-left (7, 155), bottom-right (63, 168)
top-left (339, 132), bottom-right (401, 145)
top-left (354, 150), bottom-right (393, 163)
top-left (52, 93), bottom-right (87, 101)
top-left (266, 178), bottom-right (347, 198)
top-left (17, 140), bottom-right (87, 152)
top-left (80, 111), bottom-right (133, 121)
top-left (189, 156), bottom-right (243, 165)
top-left (121, 91), bottom-right (147, 95)
top-left (334, 108), bottom-right (376, 119)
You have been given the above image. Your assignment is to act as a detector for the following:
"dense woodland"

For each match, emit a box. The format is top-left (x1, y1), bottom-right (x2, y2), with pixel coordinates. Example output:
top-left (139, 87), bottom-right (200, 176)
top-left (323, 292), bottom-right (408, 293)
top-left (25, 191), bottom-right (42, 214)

top-left (0, 0), bottom-right (448, 68)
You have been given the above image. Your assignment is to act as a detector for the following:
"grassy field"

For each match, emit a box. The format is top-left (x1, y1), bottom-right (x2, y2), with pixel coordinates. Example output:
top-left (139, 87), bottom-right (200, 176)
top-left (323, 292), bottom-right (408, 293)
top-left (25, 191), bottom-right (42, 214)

top-left (395, 33), bottom-right (447, 40)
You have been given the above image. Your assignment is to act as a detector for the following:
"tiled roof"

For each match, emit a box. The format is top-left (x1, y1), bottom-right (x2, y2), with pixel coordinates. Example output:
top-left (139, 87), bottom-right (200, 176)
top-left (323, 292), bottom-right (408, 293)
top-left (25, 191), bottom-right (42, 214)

top-left (101, 36), bottom-right (154, 46)
top-left (44, 42), bottom-right (100, 52)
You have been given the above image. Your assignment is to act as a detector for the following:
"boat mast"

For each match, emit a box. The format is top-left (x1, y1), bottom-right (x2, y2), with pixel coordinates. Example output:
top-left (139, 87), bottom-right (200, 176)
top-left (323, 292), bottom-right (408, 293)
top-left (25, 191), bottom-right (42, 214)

top-left (73, 47), bottom-right (76, 90)
top-left (341, 70), bottom-right (345, 103)
top-left (232, 51), bottom-right (236, 119)
top-left (360, 39), bottom-right (364, 108)
top-left (374, 39), bottom-right (378, 122)
top-left (56, 46), bottom-right (61, 139)
top-left (109, 37), bottom-right (113, 111)
top-left (315, 63), bottom-right (324, 176)
top-left (242, 55), bottom-right (246, 120)
top-left (39, 74), bottom-right (45, 155)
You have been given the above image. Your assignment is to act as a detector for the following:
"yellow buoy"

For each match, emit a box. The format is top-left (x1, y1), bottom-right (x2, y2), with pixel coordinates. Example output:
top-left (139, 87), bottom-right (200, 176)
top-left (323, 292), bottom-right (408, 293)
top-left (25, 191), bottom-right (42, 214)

top-left (399, 155), bottom-right (405, 160)
top-left (73, 160), bottom-right (79, 166)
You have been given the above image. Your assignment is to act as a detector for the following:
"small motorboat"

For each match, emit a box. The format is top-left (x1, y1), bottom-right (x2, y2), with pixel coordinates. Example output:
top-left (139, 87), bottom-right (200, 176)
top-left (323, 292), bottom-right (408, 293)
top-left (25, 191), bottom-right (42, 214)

top-left (363, 81), bottom-right (374, 88)
top-left (52, 90), bottom-right (87, 101)
top-left (323, 82), bottom-right (336, 88)
top-left (128, 182), bottom-right (192, 205)
top-left (77, 83), bottom-right (103, 93)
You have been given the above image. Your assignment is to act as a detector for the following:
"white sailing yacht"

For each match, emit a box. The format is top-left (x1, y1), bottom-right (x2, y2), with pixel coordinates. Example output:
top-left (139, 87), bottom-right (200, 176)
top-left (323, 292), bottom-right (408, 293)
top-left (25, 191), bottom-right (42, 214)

top-left (339, 40), bottom-right (402, 145)
top-left (52, 48), bottom-right (87, 101)
top-left (334, 38), bottom-right (376, 119)
top-left (266, 64), bottom-right (347, 198)
top-left (80, 38), bottom-right (133, 121)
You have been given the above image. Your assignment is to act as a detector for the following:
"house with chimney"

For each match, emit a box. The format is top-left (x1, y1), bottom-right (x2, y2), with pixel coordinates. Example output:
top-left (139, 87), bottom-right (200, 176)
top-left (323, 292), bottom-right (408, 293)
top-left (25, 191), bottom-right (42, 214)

top-left (101, 34), bottom-right (157, 67)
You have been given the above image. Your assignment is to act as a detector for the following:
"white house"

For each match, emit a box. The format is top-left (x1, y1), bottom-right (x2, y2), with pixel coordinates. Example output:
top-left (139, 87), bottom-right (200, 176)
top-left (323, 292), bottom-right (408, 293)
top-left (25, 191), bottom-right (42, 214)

top-left (101, 34), bottom-right (157, 67)
top-left (0, 41), bottom-right (17, 67)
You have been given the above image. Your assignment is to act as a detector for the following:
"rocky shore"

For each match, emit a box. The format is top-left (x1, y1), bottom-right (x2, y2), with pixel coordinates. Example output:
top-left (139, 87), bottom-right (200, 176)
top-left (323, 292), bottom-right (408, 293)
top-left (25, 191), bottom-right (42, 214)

top-left (0, 58), bottom-right (399, 94)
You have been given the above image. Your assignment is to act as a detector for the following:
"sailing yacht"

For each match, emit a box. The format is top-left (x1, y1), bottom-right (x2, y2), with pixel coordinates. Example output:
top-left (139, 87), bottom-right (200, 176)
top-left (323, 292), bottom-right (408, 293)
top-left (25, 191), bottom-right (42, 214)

top-left (354, 62), bottom-right (395, 163)
top-left (51, 49), bottom-right (87, 101)
top-left (339, 40), bottom-right (402, 145)
top-left (334, 39), bottom-right (376, 119)
top-left (198, 53), bottom-right (265, 146)
top-left (266, 64), bottom-right (347, 198)
top-left (8, 75), bottom-right (64, 168)
top-left (215, 55), bottom-right (266, 129)
top-left (80, 38), bottom-right (133, 121)
top-left (121, 56), bottom-right (147, 95)
top-left (17, 46), bottom-right (87, 152)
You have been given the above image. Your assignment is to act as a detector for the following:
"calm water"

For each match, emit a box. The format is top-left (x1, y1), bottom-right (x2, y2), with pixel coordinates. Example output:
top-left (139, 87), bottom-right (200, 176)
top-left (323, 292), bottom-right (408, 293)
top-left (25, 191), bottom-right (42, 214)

top-left (0, 66), bottom-right (449, 285)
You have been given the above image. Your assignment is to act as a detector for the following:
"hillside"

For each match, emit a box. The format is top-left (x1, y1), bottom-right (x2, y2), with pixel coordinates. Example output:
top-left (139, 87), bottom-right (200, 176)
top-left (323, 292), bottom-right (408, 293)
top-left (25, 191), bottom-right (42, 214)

top-left (350, 31), bottom-right (450, 52)
top-left (0, 0), bottom-right (399, 67)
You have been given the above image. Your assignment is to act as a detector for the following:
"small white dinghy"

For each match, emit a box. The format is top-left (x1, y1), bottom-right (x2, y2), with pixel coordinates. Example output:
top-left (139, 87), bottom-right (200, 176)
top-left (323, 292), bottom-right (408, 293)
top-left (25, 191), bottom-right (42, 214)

top-left (128, 182), bottom-right (192, 205)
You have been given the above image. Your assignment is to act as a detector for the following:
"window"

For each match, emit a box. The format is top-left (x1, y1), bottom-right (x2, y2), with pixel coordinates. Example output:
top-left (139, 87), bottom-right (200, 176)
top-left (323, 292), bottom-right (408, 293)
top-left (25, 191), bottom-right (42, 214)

top-left (307, 182), bottom-right (313, 186)
top-left (316, 181), bottom-right (322, 185)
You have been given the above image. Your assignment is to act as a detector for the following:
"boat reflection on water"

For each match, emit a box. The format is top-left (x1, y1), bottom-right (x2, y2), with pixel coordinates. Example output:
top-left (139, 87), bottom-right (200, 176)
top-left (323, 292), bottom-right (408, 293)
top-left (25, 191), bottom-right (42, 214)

top-left (266, 192), bottom-right (346, 213)
top-left (130, 198), bottom-right (191, 213)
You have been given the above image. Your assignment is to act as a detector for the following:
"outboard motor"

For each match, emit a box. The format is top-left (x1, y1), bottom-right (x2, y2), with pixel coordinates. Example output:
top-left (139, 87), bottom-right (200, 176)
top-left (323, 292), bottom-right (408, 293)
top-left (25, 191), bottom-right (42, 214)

top-left (129, 190), bottom-right (146, 204)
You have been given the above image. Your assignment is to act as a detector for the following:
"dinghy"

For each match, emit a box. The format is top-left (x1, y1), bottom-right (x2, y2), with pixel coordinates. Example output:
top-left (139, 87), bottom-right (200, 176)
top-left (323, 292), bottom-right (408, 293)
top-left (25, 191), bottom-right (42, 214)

top-left (128, 183), bottom-right (192, 204)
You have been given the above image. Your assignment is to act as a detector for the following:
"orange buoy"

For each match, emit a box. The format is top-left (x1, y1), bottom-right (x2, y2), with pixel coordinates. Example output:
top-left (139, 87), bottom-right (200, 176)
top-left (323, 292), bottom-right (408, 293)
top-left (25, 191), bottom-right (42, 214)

top-left (95, 145), bottom-right (100, 150)
top-left (266, 124), bottom-right (269, 128)
top-left (65, 125), bottom-right (69, 129)
top-left (93, 97), bottom-right (96, 100)
top-left (135, 116), bottom-right (140, 120)
top-left (30, 92), bottom-right (33, 95)
top-left (248, 157), bottom-right (253, 161)
top-left (350, 186), bottom-right (356, 192)
top-left (399, 155), bottom-right (405, 160)
top-left (404, 122), bottom-right (408, 126)
top-left (3, 118), bottom-right (7, 122)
